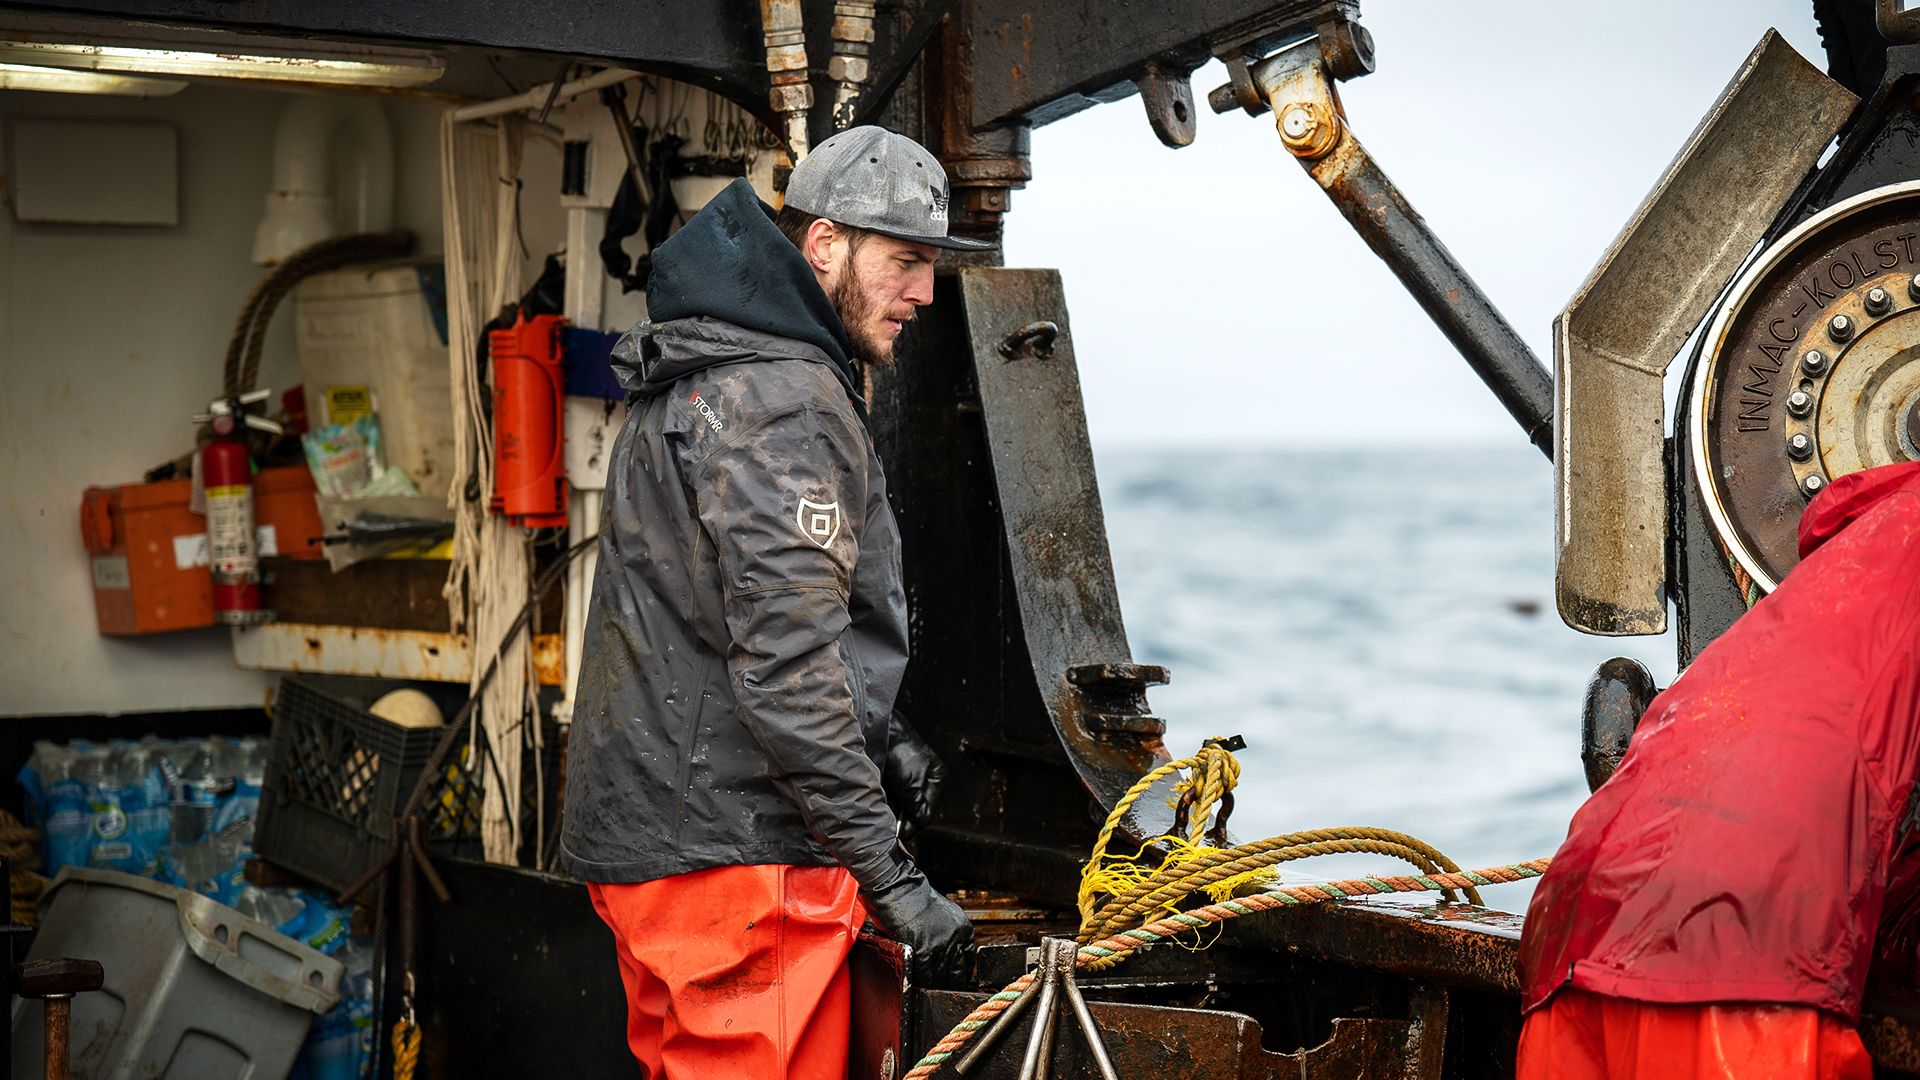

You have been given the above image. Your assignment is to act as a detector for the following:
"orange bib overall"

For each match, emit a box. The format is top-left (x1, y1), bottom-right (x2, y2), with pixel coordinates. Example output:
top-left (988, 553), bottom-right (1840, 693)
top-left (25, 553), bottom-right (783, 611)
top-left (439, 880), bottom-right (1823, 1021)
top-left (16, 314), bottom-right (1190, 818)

top-left (589, 864), bottom-right (868, 1079)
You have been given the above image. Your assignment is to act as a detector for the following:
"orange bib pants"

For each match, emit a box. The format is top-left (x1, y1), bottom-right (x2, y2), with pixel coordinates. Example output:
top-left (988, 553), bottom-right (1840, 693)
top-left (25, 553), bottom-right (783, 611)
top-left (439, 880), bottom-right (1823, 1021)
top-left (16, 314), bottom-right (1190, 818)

top-left (1517, 989), bottom-right (1873, 1080)
top-left (588, 864), bottom-right (868, 1079)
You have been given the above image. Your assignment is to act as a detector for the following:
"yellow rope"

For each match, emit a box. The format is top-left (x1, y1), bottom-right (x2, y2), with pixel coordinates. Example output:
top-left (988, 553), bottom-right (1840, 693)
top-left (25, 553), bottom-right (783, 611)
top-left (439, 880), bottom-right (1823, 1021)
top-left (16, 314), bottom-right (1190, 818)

top-left (1074, 740), bottom-right (1483, 953)
top-left (1077, 754), bottom-right (1193, 926)
top-left (903, 857), bottom-right (1551, 1080)
top-left (905, 741), bottom-right (1539, 1078)
top-left (391, 1018), bottom-right (421, 1080)
top-left (1175, 745), bottom-right (1240, 846)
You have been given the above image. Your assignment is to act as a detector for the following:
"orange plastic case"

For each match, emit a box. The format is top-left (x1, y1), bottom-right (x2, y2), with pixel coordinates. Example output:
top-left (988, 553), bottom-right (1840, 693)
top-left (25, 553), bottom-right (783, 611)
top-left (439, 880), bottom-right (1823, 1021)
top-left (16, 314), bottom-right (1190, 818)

top-left (254, 465), bottom-right (324, 560)
top-left (80, 465), bottom-right (324, 635)
top-left (81, 478), bottom-right (213, 636)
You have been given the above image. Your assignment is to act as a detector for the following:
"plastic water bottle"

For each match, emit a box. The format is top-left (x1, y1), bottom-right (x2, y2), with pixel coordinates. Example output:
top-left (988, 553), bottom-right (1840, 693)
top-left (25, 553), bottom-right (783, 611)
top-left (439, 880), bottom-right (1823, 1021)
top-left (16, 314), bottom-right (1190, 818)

top-left (233, 884), bottom-right (304, 933)
top-left (71, 746), bottom-right (139, 871)
top-left (83, 744), bottom-right (144, 873)
top-left (120, 743), bottom-right (173, 872)
top-left (212, 737), bottom-right (268, 837)
top-left (294, 935), bottom-right (375, 1080)
top-left (35, 744), bottom-right (90, 876)
top-left (148, 738), bottom-right (183, 798)
top-left (172, 740), bottom-right (232, 845)
top-left (163, 837), bottom-right (225, 898)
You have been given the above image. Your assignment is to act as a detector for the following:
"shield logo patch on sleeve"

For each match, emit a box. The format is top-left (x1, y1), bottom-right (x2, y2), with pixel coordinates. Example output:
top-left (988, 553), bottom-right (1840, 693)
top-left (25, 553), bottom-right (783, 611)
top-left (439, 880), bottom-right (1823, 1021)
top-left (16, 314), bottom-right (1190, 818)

top-left (796, 497), bottom-right (842, 549)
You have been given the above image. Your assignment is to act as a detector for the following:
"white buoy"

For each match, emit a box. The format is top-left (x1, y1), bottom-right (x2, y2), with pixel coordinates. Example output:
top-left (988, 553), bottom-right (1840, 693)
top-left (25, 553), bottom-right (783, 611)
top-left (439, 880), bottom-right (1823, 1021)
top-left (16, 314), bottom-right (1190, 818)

top-left (369, 688), bottom-right (444, 729)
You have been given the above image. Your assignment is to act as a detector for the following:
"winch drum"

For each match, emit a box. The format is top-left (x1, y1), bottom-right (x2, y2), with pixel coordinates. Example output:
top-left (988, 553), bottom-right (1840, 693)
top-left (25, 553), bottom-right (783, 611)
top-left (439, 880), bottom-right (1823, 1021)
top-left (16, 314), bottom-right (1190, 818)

top-left (1689, 180), bottom-right (1920, 595)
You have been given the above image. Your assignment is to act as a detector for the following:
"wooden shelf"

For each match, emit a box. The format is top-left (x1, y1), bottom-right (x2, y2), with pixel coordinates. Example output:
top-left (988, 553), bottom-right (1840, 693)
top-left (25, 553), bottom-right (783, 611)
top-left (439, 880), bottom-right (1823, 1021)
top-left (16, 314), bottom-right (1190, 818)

top-left (232, 622), bottom-right (564, 686)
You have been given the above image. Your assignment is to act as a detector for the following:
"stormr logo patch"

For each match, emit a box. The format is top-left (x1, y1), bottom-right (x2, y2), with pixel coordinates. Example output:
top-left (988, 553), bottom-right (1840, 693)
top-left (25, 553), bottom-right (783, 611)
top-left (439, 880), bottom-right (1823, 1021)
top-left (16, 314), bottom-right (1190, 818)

top-left (687, 391), bottom-right (724, 432)
top-left (796, 497), bottom-right (841, 549)
top-left (929, 189), bottom-right (949, 224)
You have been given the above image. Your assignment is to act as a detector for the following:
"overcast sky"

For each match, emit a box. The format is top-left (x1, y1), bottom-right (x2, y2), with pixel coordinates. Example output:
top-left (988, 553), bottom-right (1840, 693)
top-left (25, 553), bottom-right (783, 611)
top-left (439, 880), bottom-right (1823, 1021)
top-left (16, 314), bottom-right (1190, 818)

top-left (1001, 0), bottom-right (1827, 448)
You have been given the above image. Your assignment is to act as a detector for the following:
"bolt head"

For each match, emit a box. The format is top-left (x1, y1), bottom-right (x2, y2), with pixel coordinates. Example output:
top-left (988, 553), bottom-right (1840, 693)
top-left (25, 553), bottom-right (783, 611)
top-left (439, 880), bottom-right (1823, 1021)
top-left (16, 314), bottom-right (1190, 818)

top-left (1802, 473), bottom-right (1826, 497)
top-left (1867, 286), bottom-right (1893, 315)
top-left (1909, 273), bottom-right (1920, 303)
top-left (1787, 389), bottom-right (1814, 417)
top-left (768, 82), bottom-right (813, 113)
top-left (1829, 313), bottom-right (1855, 342)
top-left (1281, 107), bottom-right (1313, 139)
top-left (1802, 349), bottom-right (1828, 375)
top-left (1788, 432), bottom-right (1815, 461)
top-left (828, 55), bottom-right (870, 82)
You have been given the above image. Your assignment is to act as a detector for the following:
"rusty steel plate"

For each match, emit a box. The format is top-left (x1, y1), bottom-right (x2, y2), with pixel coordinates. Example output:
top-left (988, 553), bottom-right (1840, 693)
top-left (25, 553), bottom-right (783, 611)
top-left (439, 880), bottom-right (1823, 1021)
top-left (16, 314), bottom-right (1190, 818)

top-left (1690, 181), bottom-right (1920, 592)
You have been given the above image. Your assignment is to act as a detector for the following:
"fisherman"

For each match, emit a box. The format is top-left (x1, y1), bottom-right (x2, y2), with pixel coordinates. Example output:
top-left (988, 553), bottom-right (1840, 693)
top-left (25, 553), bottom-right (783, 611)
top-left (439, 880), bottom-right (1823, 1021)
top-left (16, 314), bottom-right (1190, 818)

top-left (559, 127), bottom-right (991, 1077)
top-left (1516, 461), bottom-right (1920, 1078)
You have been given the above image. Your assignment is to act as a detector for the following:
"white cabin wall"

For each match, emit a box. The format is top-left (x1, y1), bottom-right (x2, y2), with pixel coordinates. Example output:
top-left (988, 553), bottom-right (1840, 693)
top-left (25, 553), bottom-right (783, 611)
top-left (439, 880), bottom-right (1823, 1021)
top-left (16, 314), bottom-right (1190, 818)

top-left (0, 73), bottom-right (742, 719)
top-left (0, 83), bottom-right (538, 718)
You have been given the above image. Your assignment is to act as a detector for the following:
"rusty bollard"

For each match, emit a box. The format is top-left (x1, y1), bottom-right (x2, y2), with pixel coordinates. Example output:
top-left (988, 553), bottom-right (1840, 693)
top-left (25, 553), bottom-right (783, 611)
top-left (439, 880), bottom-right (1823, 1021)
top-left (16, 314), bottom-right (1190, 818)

top-left (16, 957), bottom-right (103, 1080)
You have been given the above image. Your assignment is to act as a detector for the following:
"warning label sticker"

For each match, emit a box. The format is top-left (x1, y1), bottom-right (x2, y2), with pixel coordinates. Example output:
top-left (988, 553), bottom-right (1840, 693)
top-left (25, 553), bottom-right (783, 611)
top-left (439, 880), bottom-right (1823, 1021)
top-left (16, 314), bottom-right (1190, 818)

top-left (91, 555), bottom-right (131, 590)
top-left (325, 385), bottom-right (373, 425)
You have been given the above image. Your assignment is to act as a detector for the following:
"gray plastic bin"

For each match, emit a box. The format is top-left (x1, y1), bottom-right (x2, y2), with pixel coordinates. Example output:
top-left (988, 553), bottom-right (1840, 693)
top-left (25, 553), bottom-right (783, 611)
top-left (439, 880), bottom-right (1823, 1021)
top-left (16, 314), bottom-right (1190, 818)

top-left (11, 868), bottom-right (345, 1080)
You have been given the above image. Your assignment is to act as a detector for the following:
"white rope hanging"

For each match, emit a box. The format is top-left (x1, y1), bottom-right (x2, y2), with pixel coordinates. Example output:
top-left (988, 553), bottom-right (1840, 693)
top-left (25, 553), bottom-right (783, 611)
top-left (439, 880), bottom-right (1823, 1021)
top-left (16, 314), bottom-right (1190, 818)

top-left (439, 111), bottom-right (534, 864)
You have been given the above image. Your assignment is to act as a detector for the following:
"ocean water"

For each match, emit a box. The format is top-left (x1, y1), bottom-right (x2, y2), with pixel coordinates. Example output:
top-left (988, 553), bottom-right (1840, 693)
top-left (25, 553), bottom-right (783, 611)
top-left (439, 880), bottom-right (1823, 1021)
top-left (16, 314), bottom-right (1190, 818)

top-left (1094, 443), bottom-right (1680, 913)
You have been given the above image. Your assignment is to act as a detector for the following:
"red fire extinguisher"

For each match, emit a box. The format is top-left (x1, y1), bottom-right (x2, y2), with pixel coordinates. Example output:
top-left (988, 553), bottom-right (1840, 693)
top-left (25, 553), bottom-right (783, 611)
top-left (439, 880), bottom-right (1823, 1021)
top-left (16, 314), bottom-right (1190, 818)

top-left (489, 311), bottom-right (569, 528)
top-left (194, 389), bottom-right (282, 625)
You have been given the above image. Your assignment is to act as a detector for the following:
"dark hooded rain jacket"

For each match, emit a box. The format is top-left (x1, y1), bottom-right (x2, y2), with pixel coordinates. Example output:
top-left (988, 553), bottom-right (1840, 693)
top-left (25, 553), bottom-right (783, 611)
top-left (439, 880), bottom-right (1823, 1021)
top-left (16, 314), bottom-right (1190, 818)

top-left (559, 178), bottom-right (913, 893)
top-left (1519, 461), bottom-right (1920, 1020)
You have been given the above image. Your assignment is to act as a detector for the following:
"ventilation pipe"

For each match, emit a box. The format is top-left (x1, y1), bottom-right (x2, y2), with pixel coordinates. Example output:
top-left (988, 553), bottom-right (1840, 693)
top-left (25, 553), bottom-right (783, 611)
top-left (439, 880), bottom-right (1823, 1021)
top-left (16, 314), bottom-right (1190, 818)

top-left (252, 97), bottom-right (395, 265)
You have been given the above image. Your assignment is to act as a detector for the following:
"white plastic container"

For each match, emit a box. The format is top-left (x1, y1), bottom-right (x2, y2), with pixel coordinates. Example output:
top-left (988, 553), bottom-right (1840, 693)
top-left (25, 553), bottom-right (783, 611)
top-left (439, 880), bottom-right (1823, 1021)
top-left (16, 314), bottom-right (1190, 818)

top-left (295, 263), bottom-right (455, 500)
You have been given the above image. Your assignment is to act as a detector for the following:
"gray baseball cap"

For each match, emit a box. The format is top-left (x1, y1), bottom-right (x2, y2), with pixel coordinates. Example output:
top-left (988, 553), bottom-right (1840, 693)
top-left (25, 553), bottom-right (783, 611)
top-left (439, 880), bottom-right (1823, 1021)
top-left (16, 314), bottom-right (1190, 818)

top-left (786, 126), bottom-right (996, 251)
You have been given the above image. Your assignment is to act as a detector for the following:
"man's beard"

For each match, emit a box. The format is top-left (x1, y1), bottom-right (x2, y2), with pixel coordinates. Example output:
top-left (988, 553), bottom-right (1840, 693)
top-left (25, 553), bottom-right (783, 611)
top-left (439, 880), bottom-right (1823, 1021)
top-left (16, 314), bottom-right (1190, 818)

top-left (829, 261), bottom-right (904, 368)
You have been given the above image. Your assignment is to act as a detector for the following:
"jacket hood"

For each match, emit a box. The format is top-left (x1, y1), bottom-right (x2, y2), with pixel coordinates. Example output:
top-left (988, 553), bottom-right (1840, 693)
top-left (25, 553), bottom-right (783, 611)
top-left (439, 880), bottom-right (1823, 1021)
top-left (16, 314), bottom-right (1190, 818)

top-left (1798, 461), bottom-right (1920, 557)
top-left (611, 177), bottom-right (856, 398)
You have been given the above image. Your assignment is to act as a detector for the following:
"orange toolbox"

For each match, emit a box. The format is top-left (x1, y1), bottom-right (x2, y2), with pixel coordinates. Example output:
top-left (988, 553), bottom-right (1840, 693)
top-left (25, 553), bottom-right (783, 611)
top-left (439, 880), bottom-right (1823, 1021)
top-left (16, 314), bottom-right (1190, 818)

top-left (80, 465), bottom-right (323, 636)
top-left (254, 465), bottom-right (326, 560)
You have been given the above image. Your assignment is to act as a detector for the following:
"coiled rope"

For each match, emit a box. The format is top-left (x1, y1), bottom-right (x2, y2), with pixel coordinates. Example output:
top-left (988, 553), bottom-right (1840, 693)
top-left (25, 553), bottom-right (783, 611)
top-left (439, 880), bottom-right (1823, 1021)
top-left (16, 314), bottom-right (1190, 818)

top-left (902, 859), bottom-right (1549, 1080)
top-left (901, 740), bottom-right (1550, 1079)
top-left (1076, 741), bottom-right (1483, 952)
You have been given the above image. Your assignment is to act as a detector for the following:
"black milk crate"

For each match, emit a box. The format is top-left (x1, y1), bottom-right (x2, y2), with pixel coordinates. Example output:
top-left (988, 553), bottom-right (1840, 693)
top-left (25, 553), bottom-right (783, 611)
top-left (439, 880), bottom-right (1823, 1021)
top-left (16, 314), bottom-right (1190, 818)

top-left (255, 674), bottom-right (563, 894)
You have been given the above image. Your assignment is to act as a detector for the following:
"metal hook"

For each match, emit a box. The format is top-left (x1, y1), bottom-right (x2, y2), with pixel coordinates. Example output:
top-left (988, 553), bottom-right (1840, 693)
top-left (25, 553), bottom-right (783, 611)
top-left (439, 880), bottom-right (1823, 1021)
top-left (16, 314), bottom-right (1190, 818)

top-left (998, 321), bottom-right (1060, 362)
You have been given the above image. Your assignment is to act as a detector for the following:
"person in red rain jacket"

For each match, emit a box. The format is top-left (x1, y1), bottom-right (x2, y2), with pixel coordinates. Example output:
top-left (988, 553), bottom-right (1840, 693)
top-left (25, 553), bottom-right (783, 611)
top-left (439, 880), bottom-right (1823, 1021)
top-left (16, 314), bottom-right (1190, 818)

top-left (1516, 461), bottom-right (1920, 1079)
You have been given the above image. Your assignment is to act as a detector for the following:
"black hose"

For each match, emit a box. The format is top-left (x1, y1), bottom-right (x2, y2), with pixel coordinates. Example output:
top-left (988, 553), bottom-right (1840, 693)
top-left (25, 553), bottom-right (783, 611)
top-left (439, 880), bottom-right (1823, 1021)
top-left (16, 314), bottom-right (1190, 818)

top-left (223, 232), bottom-right (415, 398)
top-left (399, 534), bottom-right (597, 825)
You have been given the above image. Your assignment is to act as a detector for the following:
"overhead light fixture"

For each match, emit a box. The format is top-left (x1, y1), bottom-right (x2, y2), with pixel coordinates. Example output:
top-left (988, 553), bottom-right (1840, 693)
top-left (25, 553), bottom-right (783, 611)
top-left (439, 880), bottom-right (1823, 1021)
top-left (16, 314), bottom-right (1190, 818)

top-left (0, 61), bottom-right (184, 96)
top-left (0, 39), bottom-right (444, 88)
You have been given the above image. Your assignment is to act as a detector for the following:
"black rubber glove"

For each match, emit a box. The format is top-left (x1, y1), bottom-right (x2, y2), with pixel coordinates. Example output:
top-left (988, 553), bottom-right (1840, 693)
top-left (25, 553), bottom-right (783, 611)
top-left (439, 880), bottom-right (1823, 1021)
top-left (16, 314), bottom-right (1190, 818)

top-left (882, 711), bottom-right (945, 840)
top-left (864, 858), bottom-right (974, 988)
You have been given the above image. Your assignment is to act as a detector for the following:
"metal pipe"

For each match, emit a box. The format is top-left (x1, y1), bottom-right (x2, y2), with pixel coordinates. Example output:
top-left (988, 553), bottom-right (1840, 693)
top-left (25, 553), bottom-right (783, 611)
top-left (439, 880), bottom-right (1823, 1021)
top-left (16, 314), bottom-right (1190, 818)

top-left (759, 0), bottom-right (813, 157)
top-left (1243, 43), bottom-right (1554, 459)
top-left (600, 84), bottom-right (653, 205)
top-left (1053, 938), bottom-right (1118, 1080)
top-left (452, 67), bottom-right (640, 124)
top-left (828, 1), bottom-right (876, 130)
top-left (1014, 969), bottom-right (1059, 1080)
top-left (954, 976), bottom-right (1043, 1075)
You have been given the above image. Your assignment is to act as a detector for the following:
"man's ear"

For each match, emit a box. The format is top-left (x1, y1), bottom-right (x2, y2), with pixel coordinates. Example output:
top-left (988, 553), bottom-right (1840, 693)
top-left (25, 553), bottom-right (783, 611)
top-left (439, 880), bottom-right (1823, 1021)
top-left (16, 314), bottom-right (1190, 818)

top-left (803, 218), bottom-right (840, 274)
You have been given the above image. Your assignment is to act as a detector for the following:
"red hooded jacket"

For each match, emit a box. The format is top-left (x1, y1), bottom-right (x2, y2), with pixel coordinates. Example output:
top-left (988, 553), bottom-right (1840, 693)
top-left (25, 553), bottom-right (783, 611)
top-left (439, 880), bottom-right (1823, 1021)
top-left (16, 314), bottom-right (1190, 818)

top-left (1519, 462), bottom-right (1920, 1020)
